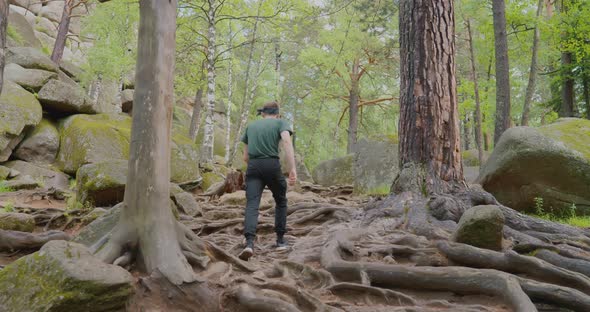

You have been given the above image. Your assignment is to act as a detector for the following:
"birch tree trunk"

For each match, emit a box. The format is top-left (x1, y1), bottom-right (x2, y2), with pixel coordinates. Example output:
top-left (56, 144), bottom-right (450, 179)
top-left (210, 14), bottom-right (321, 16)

top-left (0, 0), bottom-right (8, 95)
top-left (227, 14), bottom-right (261, 167)
top-left (492, 0), bottom-right (512, 144)
top-left (224, 22), bottom-right (233, 163)
top-left (189, 87), bottom-right (204, 141)
top-left (521, 0), bottom-right (544, 126)
top-left (394, 0), bottom-right (464, 194)
top-left (347, 59), bottom-right (360, 154)
top-left (201, 0), bottom-right (217, 164)
top-left (466, 19), bottom-right (484, 166)
top-left (51, 0), bottom-right (72, 63)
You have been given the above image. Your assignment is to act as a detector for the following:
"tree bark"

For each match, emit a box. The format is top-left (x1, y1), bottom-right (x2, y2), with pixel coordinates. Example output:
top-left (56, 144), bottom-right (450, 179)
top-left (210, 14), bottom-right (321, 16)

top-left (466, 19), bottom-right (484, 165)
top-left (463, 115), bottom-right (471, 151)
top-left (189, 87), bottom-right (204, 141)
top-left (51, 0), bottom-right (72, 64)
top-left (0, 0), bottom-right (9, 95)
top-left (227, 11), bottom-right (261, 167)
top-left (224, 22), bottom-right (233, 163)
top-left (396, 0), bottom-right (463, 193)
top-left (347, 59), bottom-right (360, 154)
top-left (560, 52), bottom-right (575, 117)
top-left (201, 0), bottom-right (217, 164)
top-left (95, 0), bottom-right (199, 285)
top-left (492, 0), bottom-right (512, 144)
top-left (584, 75), bottom-right (590, 120)
top-left (521, 0), bottom-right (544, 126)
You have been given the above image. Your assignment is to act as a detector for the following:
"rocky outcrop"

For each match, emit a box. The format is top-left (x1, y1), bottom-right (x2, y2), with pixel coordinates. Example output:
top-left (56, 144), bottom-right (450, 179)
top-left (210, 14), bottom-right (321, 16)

top-left (462, 149), bottom-right (490, 167)
top-left (7, 7), bottom-right (42, 48)
top-left (4, 63), bottom-right (56, 92)
top-left (5, 47), bottom-right (58, 72)
top-left (3, 160), bottom-right (70, 191)
top-left (0, 212), bottom-right (35, 232)
top-left (0, 240), bottom-right (134, 312)
top-left (14, 119), bottom-right (60, 164)
top-left (38, 79), bottom-right (97, 114)
top-left (452, 205), bottom-right (505, 251)
top-left (312, 155), bottom-right (354, 187)
top-left (478, 118), bottom-right (590, 215)
top-left (0, 81), bottom-right (42, 162)
top-left (353, 139), bottom-right (399, 194)
top-left (10, 0), bottom-right (43, 14)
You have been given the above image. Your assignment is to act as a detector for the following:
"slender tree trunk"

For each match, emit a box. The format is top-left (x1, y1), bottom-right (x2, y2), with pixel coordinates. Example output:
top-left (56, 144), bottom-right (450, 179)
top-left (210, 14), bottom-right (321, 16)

top-left (492, 0), bottom-right (512, 144)
top-left (347, 59), bottom-right (360, 154)
top-left (560, 52), bottom-right (575, 117)
top-left (201, 0), bottom-right (217, 164)
top-left (227, 12), bottom-right (261, 167)
top-left (521, 0), bottom-right (544, 126)
top-left (188, 87), bottom-right (204, 141)
top-left (0, 0), bottom-right (8, 95)
top-left (584, 75), bottom-right (590, 119)
top-left (466, 19), bottom-right (484, 165)
top-left (96, 0), bottom-right (198, 285)
top-left (463, 115), bottom-right (471, 151)
top-left (395, 0), bottom-right (463, 194)
top-left (51, 0), bottom-right (72, 63)
top-left (224, 22), bottom-right (233, 163)
top-left (274, 38), bottom-right (281, 100)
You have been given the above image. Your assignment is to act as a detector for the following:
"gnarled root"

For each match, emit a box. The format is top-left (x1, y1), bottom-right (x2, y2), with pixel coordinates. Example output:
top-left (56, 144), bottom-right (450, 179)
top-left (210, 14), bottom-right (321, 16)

top-left (321, 231), bottom-right (536, 312)
top-left (0, 229), bottom-right (70, 251)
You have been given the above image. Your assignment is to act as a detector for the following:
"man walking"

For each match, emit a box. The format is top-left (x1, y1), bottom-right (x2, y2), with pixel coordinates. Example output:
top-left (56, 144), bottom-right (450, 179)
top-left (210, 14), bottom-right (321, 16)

top-left (238, 101), bottom-right (297, 260)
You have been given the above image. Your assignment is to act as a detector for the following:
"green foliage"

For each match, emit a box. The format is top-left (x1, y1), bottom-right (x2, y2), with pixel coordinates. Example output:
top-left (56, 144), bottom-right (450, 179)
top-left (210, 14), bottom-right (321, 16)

top-left (0, 182), bottom-right (13, 193)
top-left (3, 201), bottom-right (15, 213)
top-left (534, 196), bottom-right (544, 215)
top-left (6, 25), bottom-right (23, 45)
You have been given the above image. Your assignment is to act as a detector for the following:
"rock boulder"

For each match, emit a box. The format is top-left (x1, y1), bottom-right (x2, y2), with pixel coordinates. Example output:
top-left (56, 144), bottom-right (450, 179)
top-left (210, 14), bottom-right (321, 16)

top-left (4, 63), bottom-right (56, 92)
top-left (0, 212), bottom-right (35, 232)
top-left (7, 8), bottom-right (42, 48)
top-left (5, 47), bottom-right (58, 72)
top-left (452, 205), bottom-right (505, 251)
top-left (76, 160), bottom-right (127, 207)
top-left (312, 155), bottom-right (354, 187)
top-left (3, 160), bottom-right (70, 191)
top-left (478, 118), bottom-right (590, 215)
top-left (353, 139), bottom-right (399, 194)
top-left (38, 79), bottom-right (98, 114)
top-left (0, 240), bottom-right (134, 312)
top-left (14, 119), bottom-right (60, 164)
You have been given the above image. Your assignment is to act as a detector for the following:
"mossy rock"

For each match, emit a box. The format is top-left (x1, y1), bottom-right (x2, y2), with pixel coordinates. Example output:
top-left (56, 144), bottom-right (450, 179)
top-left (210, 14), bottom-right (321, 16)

top-left (353, 139), bottom-right (399, 194)
top-left (0, 212), bottom-right (35, 232)
top-left (0, 81), bottom-right (42, 161)
top-left (0, 240), bottom-right (134, 312)
top-left (478, 118), bottom-right (590, 215)
top-left (3, 160), bottom-right (70, 191)
top-left (7, 9), bottom-right (42, 49)
top-left (0, 165), bottom-right (11, 180)
top-left (76, 160), bottom-right (127, 207)
top-left (38, 79), bottom-right (97, 114)
top-left (14, 118), bottom-right (60, 164)
top-left (201, 171), bottom-right (224, 191)
top-left (6, 46), bottom-right (58, 72)
top-left (452, 205), bottom-right (504, 251)
top-left (312, 154), bottom-right (354, 187)
top-left (4, 63), bottom-right (56, 93)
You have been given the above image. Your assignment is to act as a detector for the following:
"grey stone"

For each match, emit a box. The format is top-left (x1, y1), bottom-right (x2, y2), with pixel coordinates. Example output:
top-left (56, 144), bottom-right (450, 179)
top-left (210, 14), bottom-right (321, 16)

top-left (34, 16), bottom-right (58, 38)
top-left (170, 184), bottom-right (200, 216)
top-left (478, 118), bottom-right (590, 215)
top-left (0, 81), bottom-right (42, 161)
top-left (57, 69), bottom-right (78, 86)
top-left (87, 79), bottom-right (121, 114)
top-left (6, 46), bottom-right (58, 72)
top-left (121, 89), bottom-right (133, 113)
top-left (39, 0), bottom-right (63, 23)
top-left (9, 0), bottom-right (42, 14)
top-left (3, 160), bottom-right (70, 191)
top-left (0, 212), bottom-right (35, 232)
top-left (74, 203), bottom-right (122, 247)
top-left (38, 79), bottom-right (97, 114)
top-left (3, 175), bottom-right (40, 190)
top-left (7, 7), bottom-right (42, 48)
top-left (14, 119), bottom-right (60, 164)
top-left (76, 160), bottom-right (127, 207)
top-left (452, 205), bottom-right (505, 251)
top-left (59, 59), bottom-right (83, 81)
top-left (4, 63), bottom-right (56, 92)
top-left (0, 240), bottom-right (134, 312)
top-left (353, 139), bottom-right (399, 194)
top-left (312, 154), bottom-right (354, 186)
top-left (0, 166), bottom-right (11, 180)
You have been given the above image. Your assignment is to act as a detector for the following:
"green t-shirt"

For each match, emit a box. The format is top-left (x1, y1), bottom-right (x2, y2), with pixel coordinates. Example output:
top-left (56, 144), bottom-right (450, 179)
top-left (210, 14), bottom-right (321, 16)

top-left (241, 118), bottom-right (292, 159)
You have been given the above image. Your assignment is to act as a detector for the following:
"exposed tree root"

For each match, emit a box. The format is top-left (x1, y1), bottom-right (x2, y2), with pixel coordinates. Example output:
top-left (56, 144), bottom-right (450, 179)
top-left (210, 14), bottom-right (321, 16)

top-left (0, 229), bottom-right (70, 252)
top-left (534, 249), bottom-right (590, 277)
top-left (326, 282), bottom-right (416, 306)
top-left (320, 230), bottom-right (536, 312)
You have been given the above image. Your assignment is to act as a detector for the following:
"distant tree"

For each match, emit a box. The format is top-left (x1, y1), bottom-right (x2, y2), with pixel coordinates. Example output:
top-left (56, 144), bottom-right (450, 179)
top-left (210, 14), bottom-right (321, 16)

top-left (0, 0), bottom-right (8, 95)
top-left (492, 0), bottom-right (511, 144)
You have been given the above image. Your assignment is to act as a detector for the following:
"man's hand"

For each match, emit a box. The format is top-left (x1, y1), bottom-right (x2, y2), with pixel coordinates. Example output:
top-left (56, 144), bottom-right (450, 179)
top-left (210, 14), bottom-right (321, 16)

top-left (288, 168), bottom-right (297, 186)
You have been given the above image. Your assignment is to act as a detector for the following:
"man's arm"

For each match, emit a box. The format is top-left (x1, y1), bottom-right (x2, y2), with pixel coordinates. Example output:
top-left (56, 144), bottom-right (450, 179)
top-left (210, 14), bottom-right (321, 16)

top-left (280, 131), bottom-right (297, 185)
top-left (243, 144), bottom-right (249, 163)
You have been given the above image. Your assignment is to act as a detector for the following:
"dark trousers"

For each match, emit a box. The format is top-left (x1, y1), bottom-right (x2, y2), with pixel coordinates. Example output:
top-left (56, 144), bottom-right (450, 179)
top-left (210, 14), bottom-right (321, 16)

top-left (244, 158), bottom-right (288, 241)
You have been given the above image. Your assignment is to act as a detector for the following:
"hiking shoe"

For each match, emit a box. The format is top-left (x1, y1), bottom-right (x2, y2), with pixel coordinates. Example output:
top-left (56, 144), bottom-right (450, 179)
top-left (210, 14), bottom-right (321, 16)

top-left (275, 237), bottom-right (288, 251)
top-left (239, 241), bottom-right (254, 260)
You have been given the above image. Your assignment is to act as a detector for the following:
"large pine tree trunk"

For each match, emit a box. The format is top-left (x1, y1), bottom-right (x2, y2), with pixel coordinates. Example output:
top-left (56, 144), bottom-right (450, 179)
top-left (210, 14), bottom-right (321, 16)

top-left (0, 0), bottom-right (9, 95)
top-left (492, 0), bottom-right (512, 144)
top-left (95, 0), bottom-right (198, 285)
top-left (201, 0), bottom-right (217, 164)
top-left (395, 0), bottom-right (463, 194)
top-left (347, 59), bottom-right (360, 154)
top-left (521, 0), bottom-right (544, 126)
top-left (51, 0), bottom-right (72, 63)
top-left (466, 19), bottom-right (484, 166)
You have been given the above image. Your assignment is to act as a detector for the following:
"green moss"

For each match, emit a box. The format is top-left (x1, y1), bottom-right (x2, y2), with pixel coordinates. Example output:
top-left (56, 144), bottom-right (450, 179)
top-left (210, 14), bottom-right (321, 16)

top-left (7, 25), bottom-right (24, 45)
top-left (539, 118), bottom-right (590, 161)
top-left (201, 172), bottom-right (224, 191)
top-left (362, 185), bottom-right (390, 196)
top-left (0, 81), bottom-right (42, 138)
